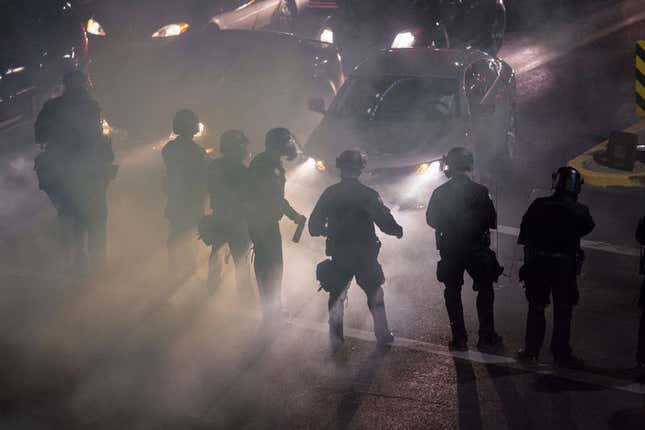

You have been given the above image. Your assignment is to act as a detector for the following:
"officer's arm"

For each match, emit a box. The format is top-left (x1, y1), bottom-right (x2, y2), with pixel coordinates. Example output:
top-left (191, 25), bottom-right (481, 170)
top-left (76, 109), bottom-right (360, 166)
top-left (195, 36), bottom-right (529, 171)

top-left (578, 205), bottom-right (595, 237)
top-left (369, 193), bottom-right (403, 237)
top-left (517, 203), bottom-right (535, 245)
top-left (426, 190), bottom-right (441, 229)
top-left (483, 191), bottom-right (497, 230)
top-left (308, 190), bottom-right (329, 237)
top-left (282, 198), bottom-right (301, 222)
top-left (34, 101), bottom-right (54, 144)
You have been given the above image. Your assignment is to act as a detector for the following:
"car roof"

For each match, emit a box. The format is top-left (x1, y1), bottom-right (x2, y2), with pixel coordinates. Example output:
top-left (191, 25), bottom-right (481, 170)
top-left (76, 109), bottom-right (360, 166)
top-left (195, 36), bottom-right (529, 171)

top-left (351, 48), bottom-right (493, 79)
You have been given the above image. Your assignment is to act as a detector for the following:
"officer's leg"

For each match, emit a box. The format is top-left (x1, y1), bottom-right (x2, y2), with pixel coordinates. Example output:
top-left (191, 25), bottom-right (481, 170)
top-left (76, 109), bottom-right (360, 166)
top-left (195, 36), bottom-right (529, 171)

top-left (475, 280), bottom-right (496, 338)
top-left (250, 222), bottom-right (283, 319)
top-left (207, 238), bottom-right (227, 293)
top-left (444, 283), bottom-right (467, 341)
top-left (87, 213), bottom-right (107, 271)
top-left (229, 232), bottom-right (254, 305)
top-left (638, 307), bottom-right (645, 366)
top-left (71, 214), bottom-right (88, 271)
top-left (328, 287), bottom-right (349, 348)
top-left (550, 275), bottom-right (578, 361)
top-left (357, 261), bottom-right (392, 343)
top-left (523, 281), bottom-right (549, 357)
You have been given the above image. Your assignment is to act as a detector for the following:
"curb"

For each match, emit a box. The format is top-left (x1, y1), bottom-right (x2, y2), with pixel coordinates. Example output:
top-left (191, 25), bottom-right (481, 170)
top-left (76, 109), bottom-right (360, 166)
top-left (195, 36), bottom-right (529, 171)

top-left (568, 119), bottom-right (645, 187)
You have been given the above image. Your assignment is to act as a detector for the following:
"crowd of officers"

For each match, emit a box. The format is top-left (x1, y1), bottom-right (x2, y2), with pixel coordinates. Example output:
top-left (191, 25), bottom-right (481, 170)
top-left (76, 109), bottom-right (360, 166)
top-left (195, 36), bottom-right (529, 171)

top-left (34, 71), bottom-right (645, 370)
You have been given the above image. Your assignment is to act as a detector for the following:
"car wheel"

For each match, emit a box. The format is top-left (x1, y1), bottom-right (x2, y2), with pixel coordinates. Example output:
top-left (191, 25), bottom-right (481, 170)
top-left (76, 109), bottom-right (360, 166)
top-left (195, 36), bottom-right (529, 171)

top-left (486, 13), bottom-right (506, 55)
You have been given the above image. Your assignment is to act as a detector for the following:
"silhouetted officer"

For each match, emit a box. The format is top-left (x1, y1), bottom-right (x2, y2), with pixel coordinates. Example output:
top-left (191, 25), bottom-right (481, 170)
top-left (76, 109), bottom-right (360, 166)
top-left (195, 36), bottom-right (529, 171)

top-left (517, 167), bottom-right (594, 369)
top-left (34, 70), bottom-right (116, 271)
top-left (247, 127), bottom-right (306, 321)
top-left (635, 216), bottom-right (645, 368)
top-left (162, 109), bottom-right (208, 274)
top-left (309, 150), bottom-right (403, 351)
top-left (426, 147), bottom-right (504, 352)
top-left (200, 130), bottom-right (253, 303)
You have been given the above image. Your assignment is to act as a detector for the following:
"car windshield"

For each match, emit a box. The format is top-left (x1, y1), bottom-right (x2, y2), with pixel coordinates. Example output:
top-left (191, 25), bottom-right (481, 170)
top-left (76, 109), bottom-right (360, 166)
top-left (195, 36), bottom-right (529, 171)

top-left (329, 76), bottom-right (459, 121)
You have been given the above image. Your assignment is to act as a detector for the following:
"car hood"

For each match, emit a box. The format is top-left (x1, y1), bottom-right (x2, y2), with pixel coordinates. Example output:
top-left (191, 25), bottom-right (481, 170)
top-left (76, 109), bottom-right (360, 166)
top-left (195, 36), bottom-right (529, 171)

top-left (305, 116), bottom-right (468, 169)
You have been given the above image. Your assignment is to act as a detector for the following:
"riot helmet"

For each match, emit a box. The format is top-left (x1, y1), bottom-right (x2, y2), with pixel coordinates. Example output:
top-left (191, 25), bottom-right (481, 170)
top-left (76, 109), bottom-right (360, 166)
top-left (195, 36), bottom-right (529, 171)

top-left (173, 109), bottom-right (200, 138)
top-left (63, 70), bottom-right (91, 93)
top-left (552, 166), bottom-right (583, 195)
top-left (443, 147), bottom-right (474, 178)
top-left (266, 127), bottom-right (298, 161)
top-left (220, 129), bottom-right (250, 162)
top-left (336, 150), bottom-right (367, 178)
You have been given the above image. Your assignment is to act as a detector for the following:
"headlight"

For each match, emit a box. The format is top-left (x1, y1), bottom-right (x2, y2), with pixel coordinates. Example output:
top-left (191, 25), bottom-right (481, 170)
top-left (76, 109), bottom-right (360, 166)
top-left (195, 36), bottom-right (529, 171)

top-left (101, 119), bottom-right (111, 136)
top-left (152, 22), bottom-right (190, 38)
top-left (86, 18), bottom-right (106, 36)
top-left (306, 157), bottom-right (327, 172)
top-left (415, 160), bottom-right (442, 176)
top-left (392, 31), bottom-right (415, 49)
top-left (320, 27), bottom-right (334, 44)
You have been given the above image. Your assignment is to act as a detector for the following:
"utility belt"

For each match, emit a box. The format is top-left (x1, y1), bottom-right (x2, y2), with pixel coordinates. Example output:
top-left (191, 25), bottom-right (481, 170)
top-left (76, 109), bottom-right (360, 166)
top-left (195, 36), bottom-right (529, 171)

top-left (325, 236), bottom-right (380, 259)
top-left (522, 248), bottom-right (585, 277)
top-left (435, 230), bottom-right (490, 252)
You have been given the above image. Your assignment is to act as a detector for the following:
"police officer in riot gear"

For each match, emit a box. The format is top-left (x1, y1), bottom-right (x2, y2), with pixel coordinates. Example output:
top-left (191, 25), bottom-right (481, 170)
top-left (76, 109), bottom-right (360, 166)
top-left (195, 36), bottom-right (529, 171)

top-left (34, 70), bottom-right (116, 271)
top-left (426, 147), bottom-right (504, 352)
top-left (517, 167), bottom-right (595, 369)
top-left (309, 150), bottom-right (403, 351)
top-left (247, 127), bottom-right (306, 322)
top-left (200, 130), bottom-right (253, 302)
top-left (162, 109), bottom-right (208, 274)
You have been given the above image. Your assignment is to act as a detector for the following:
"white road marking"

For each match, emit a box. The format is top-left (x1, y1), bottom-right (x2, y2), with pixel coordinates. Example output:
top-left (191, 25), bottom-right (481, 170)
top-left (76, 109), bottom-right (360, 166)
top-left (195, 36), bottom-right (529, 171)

top-left (289, 316), bottom-right (645, 395)
top-left (497, 225), bottom-right (640, 257)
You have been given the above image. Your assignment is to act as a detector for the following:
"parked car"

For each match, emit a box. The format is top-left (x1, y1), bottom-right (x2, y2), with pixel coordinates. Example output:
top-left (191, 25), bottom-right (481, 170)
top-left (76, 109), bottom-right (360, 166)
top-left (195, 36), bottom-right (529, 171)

top-left (0, 0), bottom-right (88, 133)
top-left (303, 0), bottom-right (506, 66)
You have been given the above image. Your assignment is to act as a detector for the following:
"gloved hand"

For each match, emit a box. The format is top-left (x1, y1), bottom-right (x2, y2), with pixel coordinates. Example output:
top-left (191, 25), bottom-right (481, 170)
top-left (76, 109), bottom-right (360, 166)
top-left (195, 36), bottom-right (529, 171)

top-left (394, 224), bottom-right (403, 239)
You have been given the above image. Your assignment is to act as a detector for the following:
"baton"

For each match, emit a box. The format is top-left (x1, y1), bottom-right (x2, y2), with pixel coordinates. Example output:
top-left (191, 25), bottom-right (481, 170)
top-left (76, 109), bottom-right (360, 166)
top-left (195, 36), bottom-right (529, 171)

top-left (292, 217), bottom-right (306, 243)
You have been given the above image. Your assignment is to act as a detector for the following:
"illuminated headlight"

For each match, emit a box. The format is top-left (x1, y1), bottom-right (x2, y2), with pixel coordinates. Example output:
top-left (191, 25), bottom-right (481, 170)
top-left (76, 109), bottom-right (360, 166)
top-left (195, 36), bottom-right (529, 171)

top-left (415, 160), bottom-right (442, 176)
top-left (152, 22), bottom-right (190, 38)
top-left (320, 27), bottom-right (334, 44)
top-left (101, 119), bottom-right (111, 136)
top-left (195, 122), bottom-right (205, 138)
top-left (306, 157), bottom-right (327, 172)
top-left (392, 31), bottom-right (416, 49)
top-left (86, 18), bottom-right (106, 36)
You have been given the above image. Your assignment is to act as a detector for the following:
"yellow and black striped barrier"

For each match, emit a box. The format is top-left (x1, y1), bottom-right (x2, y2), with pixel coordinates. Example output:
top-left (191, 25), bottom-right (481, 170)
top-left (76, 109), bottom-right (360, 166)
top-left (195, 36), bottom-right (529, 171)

top-left (637, 40), bottom-right (645, 116)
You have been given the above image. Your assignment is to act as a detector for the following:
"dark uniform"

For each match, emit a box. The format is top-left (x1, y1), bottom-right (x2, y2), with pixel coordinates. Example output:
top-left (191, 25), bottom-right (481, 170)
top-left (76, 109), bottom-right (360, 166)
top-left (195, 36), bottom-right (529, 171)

top-left (247, 150), bottom-right (301, 317)
top-left (162, 134), bottom-right (208, 272)
top-left (427, 174), bottom-right (503, 348)
top-left (634, 216), bottom-right (645, 366)
top-left (204, 153), bottom-right (252, 302)
top-left (518, 186), bottom-right (594, 364)
top-left (309, 175), bottom-right (403, 346)
top-left (34, 72), bottom-right (115, 269)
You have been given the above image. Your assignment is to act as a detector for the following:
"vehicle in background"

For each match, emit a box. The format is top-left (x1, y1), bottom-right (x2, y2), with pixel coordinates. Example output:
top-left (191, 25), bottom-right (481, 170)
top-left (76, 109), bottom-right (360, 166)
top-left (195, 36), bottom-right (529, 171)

top-left (0, 0), bottom-right (89, 133)
top-left (93, 29), bottom-right (344, 150)
top-left (83, 0), bottom-right (309, 51)
top-left (304, 48), bottom-right (516, 205)
top-left (302, 0), bottom-right (506, 66)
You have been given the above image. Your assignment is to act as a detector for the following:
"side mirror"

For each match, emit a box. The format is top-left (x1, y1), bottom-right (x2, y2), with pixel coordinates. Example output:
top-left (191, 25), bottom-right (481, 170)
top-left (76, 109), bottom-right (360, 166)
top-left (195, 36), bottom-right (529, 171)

top-left (309, 98), bottom-right (326, 114)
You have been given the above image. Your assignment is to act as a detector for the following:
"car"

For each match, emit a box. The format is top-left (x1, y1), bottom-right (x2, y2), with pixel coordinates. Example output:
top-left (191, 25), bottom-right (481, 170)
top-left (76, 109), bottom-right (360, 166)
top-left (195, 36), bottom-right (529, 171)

top-left (303, 48), bottom-right (516, 205)
top-left (82, 0), bottom-right (309, 50)
top-left (302, 0), bottom-right (506, 64)
top-left (0, 0), bottom-right (89, 133)
top-left (92, 29), bottom-right (344, 150)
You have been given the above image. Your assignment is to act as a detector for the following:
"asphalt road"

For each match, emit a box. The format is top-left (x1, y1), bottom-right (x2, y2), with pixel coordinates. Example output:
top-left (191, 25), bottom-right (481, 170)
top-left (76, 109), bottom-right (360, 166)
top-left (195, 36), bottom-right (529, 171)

top-left (1, 1), bottom-right (645, 428)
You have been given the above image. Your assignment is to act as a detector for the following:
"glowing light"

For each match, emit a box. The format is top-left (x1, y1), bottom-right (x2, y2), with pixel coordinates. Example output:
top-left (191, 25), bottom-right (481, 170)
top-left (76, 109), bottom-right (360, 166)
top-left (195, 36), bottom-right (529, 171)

top-left (305, 157), bottom-right (316, 169)
top-left (392, 31), bottom-right (415, 49)
top-left (320, 28), bottom-right (334, 44)
top-left (5, 66), bottom-right (25, 75)
top-left (416, 162), bottom-right (430, 175)
top-left (195, 122), bottom-right (205, 138)
top-left (101, 119), bottom-right (111, 136)
top-left (415, 160), bottom-right (442, 176)
top-left (152, 22), bottom-right (190, 38)
top-left (86, 18), bottom-right (106, 36)
top-left (205, 147), bottom-right (215, 155)
top-left (315, 160), bottom-right (326, 172)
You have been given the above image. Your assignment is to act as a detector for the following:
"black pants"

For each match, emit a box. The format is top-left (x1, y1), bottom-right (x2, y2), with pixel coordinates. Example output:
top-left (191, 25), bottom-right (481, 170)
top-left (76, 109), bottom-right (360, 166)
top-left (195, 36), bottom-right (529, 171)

top-left (208, 220), bottom-right (252, 303)
top-left (318, 248), bottom-right (390, 341)
top-left (523, 269), bottom-right (579, 360)
top-left (437, 247), bottom-right (500, 341)
top-left (249, 221), bottom-right (283, 318)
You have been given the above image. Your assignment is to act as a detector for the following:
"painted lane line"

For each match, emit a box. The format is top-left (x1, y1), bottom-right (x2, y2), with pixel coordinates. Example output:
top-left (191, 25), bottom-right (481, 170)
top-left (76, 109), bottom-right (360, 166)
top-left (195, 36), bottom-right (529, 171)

top-left (497, 225), bottom-right (640, 257)
top-left (289, 317), bottom-right (645, 395)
